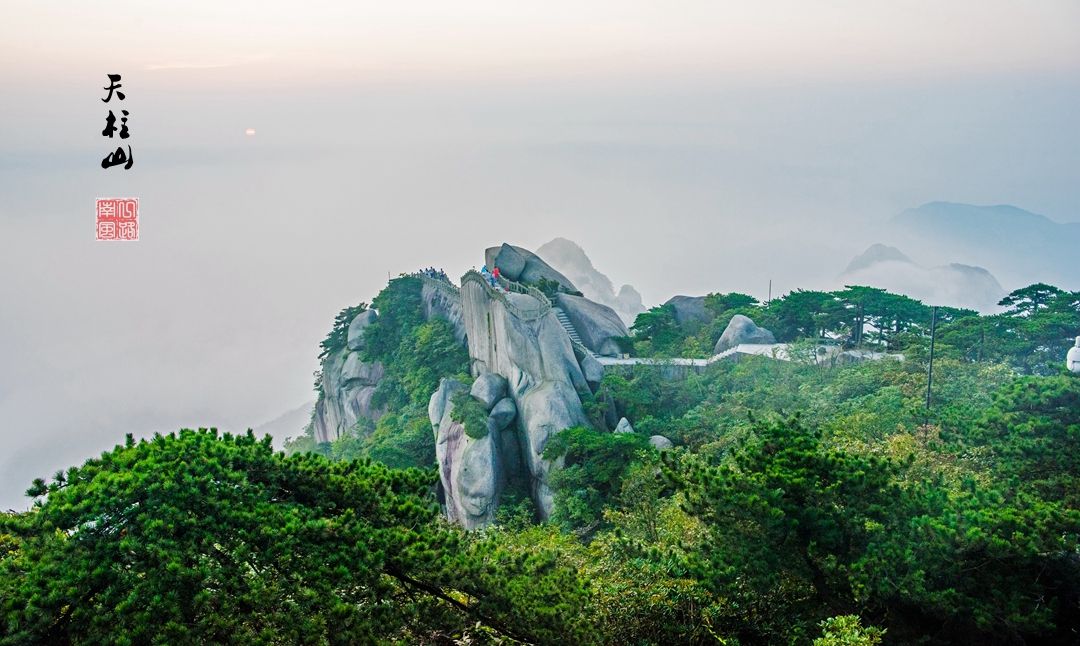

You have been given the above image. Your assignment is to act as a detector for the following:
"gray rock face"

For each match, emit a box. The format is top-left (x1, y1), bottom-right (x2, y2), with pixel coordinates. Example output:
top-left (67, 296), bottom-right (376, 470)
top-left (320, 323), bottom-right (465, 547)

top-left (554, 293), bottom-right (629, 357)
top-left (346, 310), bottom-right (378, 351)
top-left (614, 417), bottom-right (634, 434)
top-left (576, 348), bottom-right (604, 392)
top-left (317, 278), bottom-right (471, 445)
top-left (664, 295), bottom-right (709, 325)
top-left (428, 377), bottom-right (463, 429)
top-left (471, 373), bottom-right (508, 410)
top-left (461, 275), bottom-right (590, 520)
top-left (430, 379), bottom-right (501, 530)
top-left (488, 397), bottom-right (517, 431)
top-left (421, 279), bottom-right (468, 344)
top-left (313, 347), bottom-right (386, 443)
top-left (340, 352), bottom-right (384, 384)
top-left (517, 380), bottom-right (590, 516)
top-left (714, 315), bottom-right (777, 353)
top-left (649, 435), bottom-right (674, 450)
top-left (485, 243), bottom-right (578, 292)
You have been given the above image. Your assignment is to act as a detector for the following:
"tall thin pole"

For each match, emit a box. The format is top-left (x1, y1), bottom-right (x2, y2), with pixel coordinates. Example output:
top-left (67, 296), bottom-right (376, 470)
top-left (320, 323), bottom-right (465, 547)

top-left (768, 280), bottom-right (772, 305)
top-left (925, 306), bottom-right (938, 424)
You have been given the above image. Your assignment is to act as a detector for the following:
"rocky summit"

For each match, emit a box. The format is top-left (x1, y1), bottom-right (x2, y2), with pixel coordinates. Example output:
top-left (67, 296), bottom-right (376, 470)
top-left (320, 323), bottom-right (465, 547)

top-left (312, 242), bottom-right (637, 525)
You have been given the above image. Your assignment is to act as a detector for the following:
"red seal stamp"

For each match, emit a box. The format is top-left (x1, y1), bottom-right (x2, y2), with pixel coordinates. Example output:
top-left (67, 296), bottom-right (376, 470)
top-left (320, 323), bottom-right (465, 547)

top-left (96, 198), bottom-right (139, 241)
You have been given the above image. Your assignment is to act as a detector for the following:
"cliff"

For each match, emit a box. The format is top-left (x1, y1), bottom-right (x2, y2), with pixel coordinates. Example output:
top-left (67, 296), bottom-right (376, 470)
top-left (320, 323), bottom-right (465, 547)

top-left (459, 270), bottom-right (592, 518)
top-left (312, 249), bottom-right (615, 525)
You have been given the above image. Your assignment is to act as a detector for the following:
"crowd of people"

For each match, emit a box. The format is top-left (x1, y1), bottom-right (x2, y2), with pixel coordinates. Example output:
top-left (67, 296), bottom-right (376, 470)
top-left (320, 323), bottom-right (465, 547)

top-left (480, 264), bottom-right (503, 290)
top-left (418, 267), bottom-right (450, 282)
top-left (416, 264), bottom-right (509, 293)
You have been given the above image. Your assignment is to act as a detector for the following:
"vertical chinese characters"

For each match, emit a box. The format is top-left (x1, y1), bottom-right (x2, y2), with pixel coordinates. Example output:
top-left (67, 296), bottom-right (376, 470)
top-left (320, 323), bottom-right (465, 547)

top-left (100, 74), bottom-right (133, 169)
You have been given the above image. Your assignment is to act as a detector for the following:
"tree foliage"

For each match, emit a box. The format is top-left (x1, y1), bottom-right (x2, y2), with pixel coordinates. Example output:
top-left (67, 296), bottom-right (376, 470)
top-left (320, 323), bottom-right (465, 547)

top-left (0, 429), bottom-right (587, 645)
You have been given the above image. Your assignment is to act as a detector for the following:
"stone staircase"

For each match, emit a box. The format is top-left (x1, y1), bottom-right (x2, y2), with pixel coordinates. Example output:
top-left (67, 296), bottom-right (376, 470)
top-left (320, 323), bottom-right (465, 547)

top-left (553, 307), bottom-right (595, 358)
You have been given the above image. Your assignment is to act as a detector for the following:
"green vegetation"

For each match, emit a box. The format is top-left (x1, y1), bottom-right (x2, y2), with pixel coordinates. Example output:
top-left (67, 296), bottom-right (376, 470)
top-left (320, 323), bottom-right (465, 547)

top-left (286, 275), bottom-right (469, 469)
top-left (318, 302), bottom-right (367, 360)
top-left (543, 425), bottom-right (652, 533)
top-left (630, 283), bottom-right (1080, 375)
top-left (450, 389), bottom-right (490, 439)
top-left (6, 277), bottom-right (1080, 644)
top-left (0, 430), bottom-right (587, 644)
top-left (533, 276), bottom-right (583, 299)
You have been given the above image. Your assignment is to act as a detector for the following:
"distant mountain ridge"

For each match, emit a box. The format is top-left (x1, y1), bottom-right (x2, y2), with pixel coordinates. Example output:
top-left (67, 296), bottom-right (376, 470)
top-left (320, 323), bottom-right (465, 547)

top-left (254, 401), bottom-right (314, 448)
top-left (839, 242), bottom-right (1005, 312)
top-left (889, 202), bottom-right (1079, 290)
top-left (844, 244), bottom-right (912, 274)
top-left (536, 238), bottom-right (645, 325)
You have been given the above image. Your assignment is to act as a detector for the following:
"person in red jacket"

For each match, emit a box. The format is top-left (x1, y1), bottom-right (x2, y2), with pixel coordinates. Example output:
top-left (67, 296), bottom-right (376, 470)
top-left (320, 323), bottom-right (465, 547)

top-left (492, 266), bottom-right (501, 284)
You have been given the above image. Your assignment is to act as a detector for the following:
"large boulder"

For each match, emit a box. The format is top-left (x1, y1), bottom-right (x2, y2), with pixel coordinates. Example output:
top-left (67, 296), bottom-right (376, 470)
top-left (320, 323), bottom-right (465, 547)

top-left (429, 377), bottom-right (466, 429)
top-left (575, 347), bottom-right (604, 392)
top-left (663, 295), bottom-right (709, 325)
top-left (471, 372), bottom-right (508, 410)
top-left (346, 309), bottom-right (378, 351)
top-left (488, 397), bottom-right (517, 432)
top-left (430, 378), bottom-right (502, 530)
top-left (714, 314), bottom-right (777, 353)
top-left (517, 381), bottom-right (590, 516)
top-left (485, 243), bottom-right (578, 292)
top-left (649, 435), bottom-right (674, 450)
top-left (614, 417), bottom-right (634, 434)
top-left (554, 293), bottom-right (628, 357)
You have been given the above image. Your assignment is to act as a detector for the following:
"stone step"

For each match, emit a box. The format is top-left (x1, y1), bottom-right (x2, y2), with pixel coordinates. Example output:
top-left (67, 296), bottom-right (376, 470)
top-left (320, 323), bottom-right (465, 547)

top-left (553, 307), bottom-right (592, 355)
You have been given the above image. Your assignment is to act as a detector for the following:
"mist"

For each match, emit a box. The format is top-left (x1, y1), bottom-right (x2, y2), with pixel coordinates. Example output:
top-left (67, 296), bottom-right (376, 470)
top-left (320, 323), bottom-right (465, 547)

top-left (3, 3), bottom-right (1080, 509)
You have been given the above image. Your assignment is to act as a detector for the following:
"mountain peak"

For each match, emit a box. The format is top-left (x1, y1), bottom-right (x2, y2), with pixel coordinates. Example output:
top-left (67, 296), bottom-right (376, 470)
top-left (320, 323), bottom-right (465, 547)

top-left (536, 238), bottom-right (645, 325)
top-left (899, 202), bottom-right (1053, 226)
top-left (844, 244), bottom-right (912, 274)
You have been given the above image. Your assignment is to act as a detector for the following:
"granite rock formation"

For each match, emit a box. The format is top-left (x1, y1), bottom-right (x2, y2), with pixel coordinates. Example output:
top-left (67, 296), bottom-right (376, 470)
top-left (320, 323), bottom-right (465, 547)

top-left (429, 378), bottom-right (502, 530)
top-left (485, 243), bottom-right (578, 292)
top-left (312, 342), bottom-right (386, 443)
top-left (317, 243), bottom-right (635, 526)
top-left (460, 271), bottom-right (591, 519)
top-left (714, 314), bottom-right (777, 353)
top-left (664, 295), bottom-right (710, 325)
top-left (554, 293), bottom-right (629, 357)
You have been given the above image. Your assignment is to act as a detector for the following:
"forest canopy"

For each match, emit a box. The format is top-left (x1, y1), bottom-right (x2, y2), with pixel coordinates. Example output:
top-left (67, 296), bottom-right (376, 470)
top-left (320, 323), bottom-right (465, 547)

top-left (4, 279), bottom-right (1079, 644)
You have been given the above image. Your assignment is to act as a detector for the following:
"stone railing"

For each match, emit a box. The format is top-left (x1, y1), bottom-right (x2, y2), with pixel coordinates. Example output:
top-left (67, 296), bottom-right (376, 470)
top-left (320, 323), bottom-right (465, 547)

top-left (412, 272), bottom-right (461, 299)
top-left (461, 270), bottom-right (552, 321)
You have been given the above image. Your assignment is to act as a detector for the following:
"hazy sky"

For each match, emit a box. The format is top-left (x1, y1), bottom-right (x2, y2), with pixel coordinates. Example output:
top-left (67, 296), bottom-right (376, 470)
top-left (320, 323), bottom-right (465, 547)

top-left (2, 1), bottom-right (1079, 509)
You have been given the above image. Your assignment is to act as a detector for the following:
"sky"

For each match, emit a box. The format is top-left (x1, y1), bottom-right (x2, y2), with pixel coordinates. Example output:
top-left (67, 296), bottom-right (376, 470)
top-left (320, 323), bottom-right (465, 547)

top-left (2, 1), bottom-right (1079, 509)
